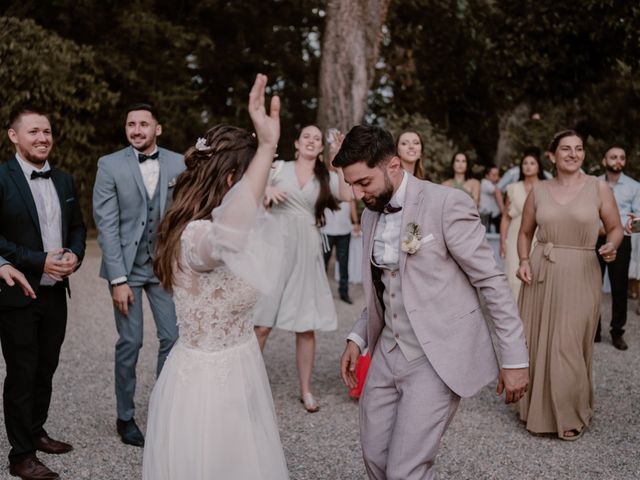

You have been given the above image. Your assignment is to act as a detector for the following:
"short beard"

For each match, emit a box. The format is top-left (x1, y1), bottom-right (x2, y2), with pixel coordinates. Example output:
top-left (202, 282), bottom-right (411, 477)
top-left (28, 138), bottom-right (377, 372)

top-left (363, 171), bottom-right (394, 213)
top-left (23, 152), bottom-right (47, 166)
top-left (605, 164), bottom-right (623, 173)
top-left (129, 137), bottom-right (154, 152)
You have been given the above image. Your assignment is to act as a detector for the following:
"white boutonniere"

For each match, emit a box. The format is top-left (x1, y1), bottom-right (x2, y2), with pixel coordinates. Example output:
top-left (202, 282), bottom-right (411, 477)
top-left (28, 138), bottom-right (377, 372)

top-left (168, 177), bottom-right (177, 188)
top-left (401, 222), bottom-right (422, 255)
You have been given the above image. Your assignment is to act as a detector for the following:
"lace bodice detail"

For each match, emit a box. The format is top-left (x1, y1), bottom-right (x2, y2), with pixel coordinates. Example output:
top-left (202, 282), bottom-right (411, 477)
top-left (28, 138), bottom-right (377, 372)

top-left (173, 221), bottom-right (258, 352)
top-left (166, 179), bottom-right (282, 352)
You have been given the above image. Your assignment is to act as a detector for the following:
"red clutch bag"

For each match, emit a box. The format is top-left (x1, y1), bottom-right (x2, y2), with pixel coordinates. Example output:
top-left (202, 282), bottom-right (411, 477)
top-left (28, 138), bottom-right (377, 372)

top-left (348, 351), bottom-right (371, 399)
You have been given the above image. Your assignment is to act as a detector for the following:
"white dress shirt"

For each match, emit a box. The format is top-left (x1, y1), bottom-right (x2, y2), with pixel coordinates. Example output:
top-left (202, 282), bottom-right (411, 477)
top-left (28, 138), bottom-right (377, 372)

top-left (479, 178), bottom-right (500, 218)
top-left (348, 173), bottom-right (408, 350)
top-left (134, 147), bottom-right (160, 198)
top-left (15, 154), bottom-right (62, 286)
top-left (372, 173), bottom-right (408, 268)
top-left (321, 201), bottom-right (353, 236)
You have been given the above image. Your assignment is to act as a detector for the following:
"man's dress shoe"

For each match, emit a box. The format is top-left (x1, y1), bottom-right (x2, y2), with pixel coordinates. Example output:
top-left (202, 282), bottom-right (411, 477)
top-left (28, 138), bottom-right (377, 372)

top-left (117, 418), bottom-right (145, 447)
top-left (33, 434), bottom-right (73, 454)
top-left (612, 334), bottom-right (628, 351)
top-left (9, 455), bottom-right (59, 479)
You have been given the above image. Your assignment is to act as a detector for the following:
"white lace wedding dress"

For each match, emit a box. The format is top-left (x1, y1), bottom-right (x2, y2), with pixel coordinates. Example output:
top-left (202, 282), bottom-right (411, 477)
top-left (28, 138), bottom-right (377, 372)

top-left (142, 180), bottom-right (289, 479)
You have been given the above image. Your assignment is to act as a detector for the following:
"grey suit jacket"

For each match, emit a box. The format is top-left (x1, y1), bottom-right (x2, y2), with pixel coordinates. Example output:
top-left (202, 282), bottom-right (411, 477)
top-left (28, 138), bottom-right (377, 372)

top-left (352, 174), bottom-right (528, 398)
top-left (93, 146), bottom-right (185, 281)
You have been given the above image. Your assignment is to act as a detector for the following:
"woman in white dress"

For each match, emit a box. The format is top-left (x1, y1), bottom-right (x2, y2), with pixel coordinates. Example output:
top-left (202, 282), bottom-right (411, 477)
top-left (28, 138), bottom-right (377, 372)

top-left (253, 126), bottom-right (352, 413)
top-left (500, 147), bottom-right (545, 299)
top-left (142, 74), bottom-right (289, 479)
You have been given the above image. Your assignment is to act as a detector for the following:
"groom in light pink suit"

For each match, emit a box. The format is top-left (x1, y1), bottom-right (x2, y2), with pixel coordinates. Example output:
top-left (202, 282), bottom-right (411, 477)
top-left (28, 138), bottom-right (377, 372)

top-left (336, 126), bottom-right (529, 480)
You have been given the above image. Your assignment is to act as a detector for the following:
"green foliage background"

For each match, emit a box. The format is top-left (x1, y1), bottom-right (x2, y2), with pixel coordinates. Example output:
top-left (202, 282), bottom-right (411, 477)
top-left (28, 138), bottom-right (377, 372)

top-left (1, 1), bottom-right (639, 227)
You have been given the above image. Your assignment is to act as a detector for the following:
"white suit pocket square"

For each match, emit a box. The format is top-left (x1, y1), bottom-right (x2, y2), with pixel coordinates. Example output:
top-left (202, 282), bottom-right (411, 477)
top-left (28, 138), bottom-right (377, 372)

top-left (420, 234), bottom-right (435, 244)
top-left (168, 177), bottom-right (177, 188)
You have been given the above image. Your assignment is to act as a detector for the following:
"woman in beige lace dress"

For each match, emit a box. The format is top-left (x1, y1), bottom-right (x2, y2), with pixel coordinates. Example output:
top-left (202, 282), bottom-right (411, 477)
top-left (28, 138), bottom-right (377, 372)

top-left (500, 147), bottom-right (545, 298)
top-left (516, 130), bottom-right (623, 440)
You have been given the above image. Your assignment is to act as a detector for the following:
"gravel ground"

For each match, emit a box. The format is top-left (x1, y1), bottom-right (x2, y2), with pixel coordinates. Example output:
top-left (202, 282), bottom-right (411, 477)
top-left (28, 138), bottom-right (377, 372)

top-left (0, 239), bottom-right (638, 479)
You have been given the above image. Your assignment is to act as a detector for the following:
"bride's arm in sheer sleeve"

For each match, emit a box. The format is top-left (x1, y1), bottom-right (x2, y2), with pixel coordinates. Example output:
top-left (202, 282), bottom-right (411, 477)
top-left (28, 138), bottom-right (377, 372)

top-left (205, 73), bottom-right (280, 240)
top-left (183, 74), bottom-right (281, 274)
top-left (241, 74), bottom-right (280, 205)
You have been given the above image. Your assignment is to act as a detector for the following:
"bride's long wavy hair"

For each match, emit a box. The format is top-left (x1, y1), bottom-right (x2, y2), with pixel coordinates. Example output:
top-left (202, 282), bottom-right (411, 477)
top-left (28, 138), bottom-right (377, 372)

top-left (154, 125), bottom-right (257, 291)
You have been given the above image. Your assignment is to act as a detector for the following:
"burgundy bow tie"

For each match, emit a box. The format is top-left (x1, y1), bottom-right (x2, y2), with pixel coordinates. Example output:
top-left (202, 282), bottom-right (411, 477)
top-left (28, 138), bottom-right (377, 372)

top-left (383, 204), bottom-right (402, 214)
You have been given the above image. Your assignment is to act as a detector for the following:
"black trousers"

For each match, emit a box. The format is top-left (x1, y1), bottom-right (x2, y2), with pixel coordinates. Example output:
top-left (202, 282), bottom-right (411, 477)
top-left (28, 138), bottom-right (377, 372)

top-left (480, 213), bottom-right (501, 234)
top-left (0, 284), bottom-right (67, 462)
top-left (323, 233), bottom-right (351, 297)
top-left (597, 235), bottom-right (631, 337)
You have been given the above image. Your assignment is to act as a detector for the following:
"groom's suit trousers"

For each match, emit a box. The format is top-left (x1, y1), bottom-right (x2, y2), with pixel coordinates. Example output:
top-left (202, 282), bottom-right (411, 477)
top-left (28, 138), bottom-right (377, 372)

top-left (360, 342), bottom-right (460, 480)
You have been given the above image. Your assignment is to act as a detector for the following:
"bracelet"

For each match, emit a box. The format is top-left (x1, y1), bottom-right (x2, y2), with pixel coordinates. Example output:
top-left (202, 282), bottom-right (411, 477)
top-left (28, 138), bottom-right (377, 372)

top-left (519, 258), bottom-right (530, 264)
top-left (112, 280), bottom-right (128, 287)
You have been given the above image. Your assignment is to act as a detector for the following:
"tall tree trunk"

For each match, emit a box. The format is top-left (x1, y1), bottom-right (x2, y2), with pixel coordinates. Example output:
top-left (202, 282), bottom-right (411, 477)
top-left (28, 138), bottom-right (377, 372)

top-left (495, 102), bottom-right (531, 167)
top-left (316, 0), bottom-right (390, 132)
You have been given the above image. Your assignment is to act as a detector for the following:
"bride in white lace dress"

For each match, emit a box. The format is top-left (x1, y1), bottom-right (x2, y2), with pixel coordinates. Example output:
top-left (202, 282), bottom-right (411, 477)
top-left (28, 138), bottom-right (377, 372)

top-left (142, 74), bottom-right (289, 479)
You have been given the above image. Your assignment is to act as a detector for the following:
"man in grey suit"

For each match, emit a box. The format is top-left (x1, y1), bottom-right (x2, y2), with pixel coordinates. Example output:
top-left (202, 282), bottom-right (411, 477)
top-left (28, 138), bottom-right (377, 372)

top-left (93, 103), bottom-right (185, 447)
top-left (337, 126), bottom-right (529, 480)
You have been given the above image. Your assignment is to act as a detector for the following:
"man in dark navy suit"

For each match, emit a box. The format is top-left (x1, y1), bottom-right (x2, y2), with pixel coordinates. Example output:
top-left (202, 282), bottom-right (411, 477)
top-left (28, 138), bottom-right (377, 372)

top-left (0, 106), bottom-right (86, 480)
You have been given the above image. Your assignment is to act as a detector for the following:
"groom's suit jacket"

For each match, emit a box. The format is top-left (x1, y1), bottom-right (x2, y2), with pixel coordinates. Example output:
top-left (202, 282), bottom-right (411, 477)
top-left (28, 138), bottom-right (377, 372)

top-left (0, 157), bottom-right (86, 309)
top-left (93, 146), bottom-right (185, 281)
top-left (352, 174), bottom-right (528, 398)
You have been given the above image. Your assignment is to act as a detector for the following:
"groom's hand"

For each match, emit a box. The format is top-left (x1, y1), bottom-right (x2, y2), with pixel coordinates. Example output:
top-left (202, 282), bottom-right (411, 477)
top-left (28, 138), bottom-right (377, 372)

top-left (340, 340), bottom-right (361, 389)
top-left (496, 367), bottom-right (529, 404)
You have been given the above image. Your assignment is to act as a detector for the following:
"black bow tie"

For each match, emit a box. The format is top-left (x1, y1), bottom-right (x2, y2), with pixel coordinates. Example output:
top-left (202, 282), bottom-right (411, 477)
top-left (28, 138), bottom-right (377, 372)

top-left (30, 170), bottom-right (52, 180)
top-left (138, 151), bottom-right (159, 163)
top-left (383, 204), bottom-right (402, 214)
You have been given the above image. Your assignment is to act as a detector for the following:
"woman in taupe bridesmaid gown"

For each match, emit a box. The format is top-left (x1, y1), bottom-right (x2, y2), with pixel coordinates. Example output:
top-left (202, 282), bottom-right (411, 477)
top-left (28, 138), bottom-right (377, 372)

top-left (516, 130), bottom-right (623, 440)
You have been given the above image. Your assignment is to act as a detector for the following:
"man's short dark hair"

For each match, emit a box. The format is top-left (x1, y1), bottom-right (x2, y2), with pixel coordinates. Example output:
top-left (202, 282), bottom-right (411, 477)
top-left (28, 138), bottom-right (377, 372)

top-left (8, 104), bottom-right (49, 129)
top-left (125, 103), bottom-right (158, 122)
top-left (484, 164), bottom-right (498, 176)
top-left (603, 145), bottom-right (626, 157)
top-left (333, 125), bottom-right (396, 169)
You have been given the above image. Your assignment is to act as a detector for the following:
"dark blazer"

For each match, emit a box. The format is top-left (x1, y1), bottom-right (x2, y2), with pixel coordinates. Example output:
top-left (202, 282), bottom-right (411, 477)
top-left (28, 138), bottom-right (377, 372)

top-left (0, 156), bottom-right (86, 308)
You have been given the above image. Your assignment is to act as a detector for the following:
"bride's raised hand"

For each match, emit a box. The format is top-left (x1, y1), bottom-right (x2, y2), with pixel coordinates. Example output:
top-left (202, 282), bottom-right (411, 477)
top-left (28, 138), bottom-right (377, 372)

top-left (248, 74), bottom-right (280, 149)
